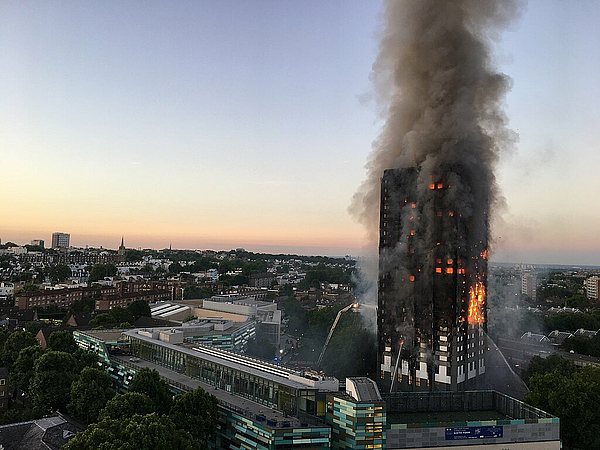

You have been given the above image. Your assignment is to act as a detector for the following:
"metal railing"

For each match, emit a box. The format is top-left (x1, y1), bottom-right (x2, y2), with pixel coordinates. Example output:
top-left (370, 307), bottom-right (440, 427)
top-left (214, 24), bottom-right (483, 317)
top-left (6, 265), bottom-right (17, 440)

top-left (382, 390), bottom-right (555, 420)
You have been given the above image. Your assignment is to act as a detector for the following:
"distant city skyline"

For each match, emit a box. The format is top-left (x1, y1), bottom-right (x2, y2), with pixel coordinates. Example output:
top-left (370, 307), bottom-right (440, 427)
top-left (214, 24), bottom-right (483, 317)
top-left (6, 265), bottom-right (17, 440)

top-left (2, 1), bottom-right (600, 265)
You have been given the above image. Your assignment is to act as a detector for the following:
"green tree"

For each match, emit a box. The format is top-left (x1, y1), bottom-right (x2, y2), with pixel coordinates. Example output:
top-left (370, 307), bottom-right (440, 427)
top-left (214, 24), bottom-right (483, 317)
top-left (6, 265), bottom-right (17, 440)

top-left (128, 368), bottom-right (173, 414)
top-left (183, 286), bottom-right (213, 300)
top-left (63, 413), bottom-right (199, 450)
top-left (1, 331), bottom-right (38, 369)
top-left (25, 320), bottom-right (48, 335)
top-left (307, 306), bottom-right (344, 345)
top-left (521, 354), bottom-right (576, 387)
top-left (169, 387), bottom-right (219, 446)
top-left (282, 297), bottom-right (308, 335)
top-left (242, 260), bottom-right (268, 276)
top-left (108, 307), bottom-right (134, 324)
top-left (230, 274), bottom-right (249, 285)
top-left (562, 333), bottom-right (600, 358)
top-left (276, 264), bottom-right (290, 274)
top-left (186, 257), bottom-right (217, 272)
top-left (99, 392), bottom-right (155, 421)
top-left (69, 296), bottom-right (96, 314)
top-left (13, 283), bottom-right (40, 296)
top-left (47, 264), bottom-right (72, 283)
top-left (0, 404), bottom-right (45, 425)
top-left (297, 264), bottom-right (354, 290)
top-left (125, 249), bottom-right (144, 262)
top-left (89, 313), bottom-right (115, 327)
top-left (141, 264), bottom-right (155, 274)
top-left (0, 328), bottom-right (11, 349)
top-left (12, 345), bottom-right (44, 391)
top-left (218, 259), bottom-right (244, 276)
top-left (89, 264), bottom-right (118, 283)
top-left (321, 327), bottom-right (376, 380)
top-left (47, 331), bottom-right (79, 354)
top-left (74, 348), bottom-right (100, 372)
top-left (68, 367), bottom-right (115, 423)
top-left (24, 244), bottom-right (45, 253)
top-left (30, 351), bottom-right (79, 412)
top-left (246, 337), bottom-right (276, 360)
top-left (543, 312), bottom-right (600, 334)
top-left (169, 262), bottom-right (184, 274)
top-left (128, 299), bottom-right (151, 320)
top-left (525, 368), bottom-right (600, 449)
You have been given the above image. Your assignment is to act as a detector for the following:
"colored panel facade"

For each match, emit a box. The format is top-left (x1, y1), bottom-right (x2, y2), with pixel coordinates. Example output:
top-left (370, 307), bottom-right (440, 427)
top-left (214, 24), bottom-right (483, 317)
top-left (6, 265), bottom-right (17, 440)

top-left (326, 395), bottom-right (386, 450)
top-left (216, 408), bottom-right (331, 450)
top-left (74, 330), bottom-right (135, 388)
top-left (185, 321), bottom-right (256, 352)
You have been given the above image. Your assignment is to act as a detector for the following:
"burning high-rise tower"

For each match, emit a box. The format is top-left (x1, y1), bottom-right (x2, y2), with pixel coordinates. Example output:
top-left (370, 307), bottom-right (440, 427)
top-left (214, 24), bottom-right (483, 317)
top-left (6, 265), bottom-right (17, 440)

top-left (377, 167), bottom-right (488, 392)
top-left (349, 0), bottom-right (521, 393)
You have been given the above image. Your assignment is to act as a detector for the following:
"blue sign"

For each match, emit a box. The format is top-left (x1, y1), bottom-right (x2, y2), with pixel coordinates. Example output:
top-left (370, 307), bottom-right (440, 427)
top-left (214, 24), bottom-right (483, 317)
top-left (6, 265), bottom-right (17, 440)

top-left (445, 426), bottom-right (503, 440)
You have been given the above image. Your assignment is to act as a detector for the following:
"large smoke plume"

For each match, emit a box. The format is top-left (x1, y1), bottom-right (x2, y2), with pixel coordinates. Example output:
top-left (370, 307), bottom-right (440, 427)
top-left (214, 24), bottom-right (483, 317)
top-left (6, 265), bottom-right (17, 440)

top-left (351, 0), bottom-right (522, 245)
top-left (350, 1), bottom-right (524, 358)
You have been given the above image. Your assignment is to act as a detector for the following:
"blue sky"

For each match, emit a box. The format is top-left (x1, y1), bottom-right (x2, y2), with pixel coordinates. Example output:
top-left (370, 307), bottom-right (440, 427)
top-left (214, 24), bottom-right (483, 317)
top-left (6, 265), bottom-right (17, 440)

top-left (1, 1), bottom-right (599, 264)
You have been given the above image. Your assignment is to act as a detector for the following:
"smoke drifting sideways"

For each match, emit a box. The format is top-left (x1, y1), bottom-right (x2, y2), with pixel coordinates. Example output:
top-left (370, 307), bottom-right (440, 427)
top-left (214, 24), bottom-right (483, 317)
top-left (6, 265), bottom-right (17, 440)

top-left (350, 0), bottom-right (524, 324)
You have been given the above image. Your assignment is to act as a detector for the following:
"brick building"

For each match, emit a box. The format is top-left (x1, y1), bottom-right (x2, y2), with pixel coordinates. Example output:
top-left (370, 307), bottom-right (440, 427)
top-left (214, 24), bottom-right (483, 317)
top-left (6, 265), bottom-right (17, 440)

top-left (95, 290), bottom-right (169, 311)
top-left (248, 273), bottom-right (276, 288)
top-left (15, 286), bottom-right (117, 310)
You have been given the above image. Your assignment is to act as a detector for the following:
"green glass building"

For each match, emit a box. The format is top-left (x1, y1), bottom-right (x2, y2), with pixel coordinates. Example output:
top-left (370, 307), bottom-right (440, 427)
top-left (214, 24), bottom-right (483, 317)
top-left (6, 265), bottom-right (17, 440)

top-left (327, 378), bottom-right (386, 450)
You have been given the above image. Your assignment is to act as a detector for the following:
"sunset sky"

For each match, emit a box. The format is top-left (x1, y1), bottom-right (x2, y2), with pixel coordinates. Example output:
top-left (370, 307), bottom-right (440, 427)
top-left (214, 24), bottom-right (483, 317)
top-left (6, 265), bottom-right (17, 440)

top-left (2, 1), bottom-right (599, 265)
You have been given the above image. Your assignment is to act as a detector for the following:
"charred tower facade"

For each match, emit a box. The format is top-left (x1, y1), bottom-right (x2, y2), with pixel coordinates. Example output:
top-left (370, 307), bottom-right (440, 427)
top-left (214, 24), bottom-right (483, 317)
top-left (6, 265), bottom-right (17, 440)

top-left (377, 168), bottom-right (488, 393)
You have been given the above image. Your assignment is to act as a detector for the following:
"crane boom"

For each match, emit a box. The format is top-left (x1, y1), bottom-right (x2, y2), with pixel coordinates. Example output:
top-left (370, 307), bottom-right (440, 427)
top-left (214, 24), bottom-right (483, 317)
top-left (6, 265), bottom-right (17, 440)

top-left (316, 303), bottom-right (356, 367)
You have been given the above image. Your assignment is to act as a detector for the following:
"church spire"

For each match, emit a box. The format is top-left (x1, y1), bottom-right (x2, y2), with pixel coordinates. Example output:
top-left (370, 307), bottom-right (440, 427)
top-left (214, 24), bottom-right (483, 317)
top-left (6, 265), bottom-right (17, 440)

top-left (118, 236), bottom-right (125, 257)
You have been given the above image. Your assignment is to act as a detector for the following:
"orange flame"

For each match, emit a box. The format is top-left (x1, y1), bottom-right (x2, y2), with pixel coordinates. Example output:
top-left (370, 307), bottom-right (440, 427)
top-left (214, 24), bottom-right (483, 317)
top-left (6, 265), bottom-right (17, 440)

top-left (468, 282), bottom-right (485, 325)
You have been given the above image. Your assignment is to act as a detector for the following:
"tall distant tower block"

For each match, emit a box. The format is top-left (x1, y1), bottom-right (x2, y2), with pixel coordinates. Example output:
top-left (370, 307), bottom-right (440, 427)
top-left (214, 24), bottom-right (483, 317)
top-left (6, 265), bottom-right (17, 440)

top-left (51, 232), bottom-right (70, 249)
top-left (377, 168), bottom-right (488, 393)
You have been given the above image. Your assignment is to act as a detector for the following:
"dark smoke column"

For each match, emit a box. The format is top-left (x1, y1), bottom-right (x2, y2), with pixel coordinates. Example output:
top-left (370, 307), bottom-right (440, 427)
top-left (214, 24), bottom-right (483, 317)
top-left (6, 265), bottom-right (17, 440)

top-left (348, 0), bottom-right (522, 393)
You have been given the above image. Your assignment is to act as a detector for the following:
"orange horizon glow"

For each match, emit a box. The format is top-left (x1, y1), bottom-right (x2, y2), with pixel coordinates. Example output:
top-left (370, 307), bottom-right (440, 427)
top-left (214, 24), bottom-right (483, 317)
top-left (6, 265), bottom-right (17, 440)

top-left (0, 223), bottom-right (370, 256)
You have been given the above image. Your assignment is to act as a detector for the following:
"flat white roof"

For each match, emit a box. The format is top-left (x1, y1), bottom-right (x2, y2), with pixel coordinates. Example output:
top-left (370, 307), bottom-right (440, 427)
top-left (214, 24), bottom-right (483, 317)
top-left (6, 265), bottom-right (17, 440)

top-left (159, 306), bottom-right (190, 317)
top-left (124, 329), bottom-right (333, 391)
top-left (152, 304), bottom-right (180, 315)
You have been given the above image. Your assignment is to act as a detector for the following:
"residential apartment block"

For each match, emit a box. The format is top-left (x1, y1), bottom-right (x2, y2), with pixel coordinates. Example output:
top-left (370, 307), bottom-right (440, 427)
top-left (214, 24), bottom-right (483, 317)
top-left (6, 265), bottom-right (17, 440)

top-left (585, 276), bottom-right (600, 301)
top-left (51, 232), bottom-right (70, 249)
top-left (522, 272), bottom-right (538, 300)
top-left (95, 290), bottom-right (169, 311)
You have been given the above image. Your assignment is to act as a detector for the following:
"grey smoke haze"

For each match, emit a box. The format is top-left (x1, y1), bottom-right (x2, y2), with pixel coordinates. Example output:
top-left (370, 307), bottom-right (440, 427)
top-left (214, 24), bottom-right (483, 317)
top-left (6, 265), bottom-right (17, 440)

top-left (350, 0), bottom-right (523, 245)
